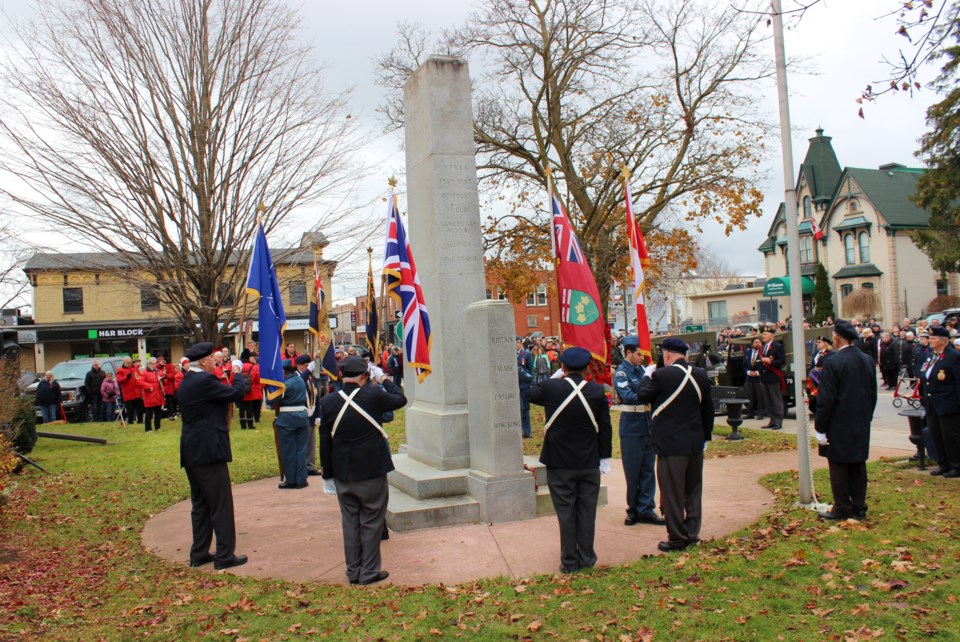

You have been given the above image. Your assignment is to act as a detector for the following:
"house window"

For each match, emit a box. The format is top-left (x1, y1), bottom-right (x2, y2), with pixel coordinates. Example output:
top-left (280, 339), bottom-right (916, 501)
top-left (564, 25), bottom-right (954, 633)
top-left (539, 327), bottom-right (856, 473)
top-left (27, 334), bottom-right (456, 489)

top-left (536, 284), bottom-right (547, 306)
top-left (803, 196), bottom-right (812, 219)
top-left (858, 232), bottom-right (870, 263)
top-left (799, 236), bottom-right (813, 263)
top-left (863, 282), bottom-right (875, 290)
top-left (497, 288), bottom-right (507, 301)
top-left (140, 286), bottom-right (160, 312)
top-left (63, 287), bottom-right (84, 314)
top-left (936, 279), bottom-right (949, 296)
top-left (707, 301), bottom-right (727, 322)
top-left (848, 198), bottom-right (860, 213)
top-left (841, 284), bottom-right (854, 298)
top-left (485, 288), bottom-right (493, 300)
top-left (844, 234), bottom-right (856, 265)
top-left (526, 291), bottom-right (536, 306)
top-left (527, 315), bottom-right (538, 328)
top-left (289, 281), bottom-right (307, 306)
top-left (217, 284), bottom-right (235, 308)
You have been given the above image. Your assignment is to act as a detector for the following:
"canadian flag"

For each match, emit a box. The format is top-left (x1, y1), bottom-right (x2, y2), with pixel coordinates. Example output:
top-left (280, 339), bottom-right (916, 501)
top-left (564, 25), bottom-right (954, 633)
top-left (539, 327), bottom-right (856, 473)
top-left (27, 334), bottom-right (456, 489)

top-left (810, 217), bottom-right (825, 240)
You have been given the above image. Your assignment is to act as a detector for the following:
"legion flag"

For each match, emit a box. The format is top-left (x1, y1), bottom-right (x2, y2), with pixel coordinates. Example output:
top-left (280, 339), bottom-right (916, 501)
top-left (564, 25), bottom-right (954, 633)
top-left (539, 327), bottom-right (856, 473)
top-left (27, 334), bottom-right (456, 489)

top-left (245, 223), bottom-right (287, 399)
top-left (624, 178), bottom-right (652, 359)
top-left (383, 192), bottom-right (432, 382)
top-left (549, 181), bottom-right (607, 362)
top-left (365, 252), bottom-right (380, 356)
top-left (308, 258), bottom-right (338, 380)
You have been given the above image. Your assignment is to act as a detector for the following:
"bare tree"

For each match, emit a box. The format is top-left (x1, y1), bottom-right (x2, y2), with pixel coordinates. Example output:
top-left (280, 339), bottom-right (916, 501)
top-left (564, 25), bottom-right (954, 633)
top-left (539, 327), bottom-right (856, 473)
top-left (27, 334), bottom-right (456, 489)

top-left (0, 0), bottom-right (365, 341)
top-left (375, 0), bottom-right (771, 309)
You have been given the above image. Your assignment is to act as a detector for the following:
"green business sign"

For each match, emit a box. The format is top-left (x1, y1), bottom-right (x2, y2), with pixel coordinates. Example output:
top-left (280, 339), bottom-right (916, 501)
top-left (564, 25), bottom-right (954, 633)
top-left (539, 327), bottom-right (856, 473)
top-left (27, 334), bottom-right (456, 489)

top-left (684, 324), bottom-right (705, 333)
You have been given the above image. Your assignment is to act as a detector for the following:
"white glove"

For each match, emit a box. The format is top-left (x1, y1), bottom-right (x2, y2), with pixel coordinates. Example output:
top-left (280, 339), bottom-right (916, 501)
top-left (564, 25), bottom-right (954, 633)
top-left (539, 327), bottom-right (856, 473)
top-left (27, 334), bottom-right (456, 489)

top-left (322, 478), bottom-right (337, 495)
top-left (703, 442), bottom-right (708, 452)
top-left (314, 418), bottom-right (321, 427)
top-left (815, 431), bottom-right (829, 446)
top-left (368, 364), bottom-right (385, 382)
top-left (599, 458), bottom-right (612, 475)
top-left (643, 365), bottom-right (656, 378)
top-left (550, 369), bottom-right (565, 379)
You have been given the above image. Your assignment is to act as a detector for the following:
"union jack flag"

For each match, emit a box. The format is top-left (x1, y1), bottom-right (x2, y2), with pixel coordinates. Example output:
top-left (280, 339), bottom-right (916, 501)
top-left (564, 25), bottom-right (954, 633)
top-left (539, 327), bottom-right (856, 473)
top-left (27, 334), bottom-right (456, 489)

top-left (552, 193), bottom-right (586, 264)
top-left (383, 193), bottom-right (432, 382)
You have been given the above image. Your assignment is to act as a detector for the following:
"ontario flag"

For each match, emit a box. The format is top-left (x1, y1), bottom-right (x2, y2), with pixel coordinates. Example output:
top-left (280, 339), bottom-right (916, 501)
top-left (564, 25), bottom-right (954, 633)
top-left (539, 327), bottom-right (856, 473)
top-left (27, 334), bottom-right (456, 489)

top-left (549, 181), bottom-right (607, 363)
top-left (383, 192), bottom-right (432, 382)
top-left (624, 179), bottom-right (652, 359)
top-left (810, 216), bottom-right (825, 241)
top-left (245, 222), bottom-right (287, 399)
top-left (308, 258), bottom-right (338, 380)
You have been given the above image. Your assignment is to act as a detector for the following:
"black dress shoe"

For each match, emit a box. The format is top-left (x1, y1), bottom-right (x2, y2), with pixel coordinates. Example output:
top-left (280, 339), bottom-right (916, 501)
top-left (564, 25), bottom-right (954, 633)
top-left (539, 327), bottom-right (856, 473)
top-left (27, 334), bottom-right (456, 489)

top-left (853, 511), bottom-right (867, 521)
top-left (278, 481), bottom-right (298, 489)
top-left (817, 511), bottom-right (848, 521)
top-left (624, 513), bottom-right (639, 526)
top-left (930, 467), bottom-right (950, 476)
top-left (214, 554), bottom-right (248, 570)
top-left (358, 570), bottom-right (389, 585)
top-left (189, 553), bottom-right (214, 567)
top-left (657, 541), bottom-right (688, 552)
top-left (761, 423), bottom-right (774, 429)
top-left (942, 469), bottom-right (960, 478)
top-left (307, 470), bottom-right (323, 476)
top-left (769, 425), bottom-right (782, 431)
top-left (636, 512), bottom-right (667, 526)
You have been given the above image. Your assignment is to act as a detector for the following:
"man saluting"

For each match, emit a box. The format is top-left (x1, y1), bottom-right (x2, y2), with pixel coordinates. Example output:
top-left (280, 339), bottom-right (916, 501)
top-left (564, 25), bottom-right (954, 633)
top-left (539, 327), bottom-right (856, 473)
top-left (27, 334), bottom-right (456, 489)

top-left (178, 342), bottom-right (248, 570)
top-left (528, 347), bottom-right (613, 573)
top-left (635, 337), bottom-right (713, 552)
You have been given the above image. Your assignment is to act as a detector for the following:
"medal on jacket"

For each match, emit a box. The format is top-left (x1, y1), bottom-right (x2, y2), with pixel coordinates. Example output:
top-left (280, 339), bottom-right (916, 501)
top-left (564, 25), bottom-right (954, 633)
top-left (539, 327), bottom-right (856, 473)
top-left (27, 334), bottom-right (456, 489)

top-left (938, 369), bottom-right (946, 381)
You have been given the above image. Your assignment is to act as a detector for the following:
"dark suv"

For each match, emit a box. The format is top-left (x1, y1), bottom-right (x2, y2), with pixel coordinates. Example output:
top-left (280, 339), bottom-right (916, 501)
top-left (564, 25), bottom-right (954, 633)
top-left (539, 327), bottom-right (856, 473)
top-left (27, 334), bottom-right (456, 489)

top-left (26, 357), bottom-right (127, 423)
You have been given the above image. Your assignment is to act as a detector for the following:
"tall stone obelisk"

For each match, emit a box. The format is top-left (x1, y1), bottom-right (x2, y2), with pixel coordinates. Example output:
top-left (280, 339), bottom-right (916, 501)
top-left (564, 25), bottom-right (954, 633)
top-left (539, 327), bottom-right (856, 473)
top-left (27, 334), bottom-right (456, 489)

top-left (402, 57), bottom-right (486, 470)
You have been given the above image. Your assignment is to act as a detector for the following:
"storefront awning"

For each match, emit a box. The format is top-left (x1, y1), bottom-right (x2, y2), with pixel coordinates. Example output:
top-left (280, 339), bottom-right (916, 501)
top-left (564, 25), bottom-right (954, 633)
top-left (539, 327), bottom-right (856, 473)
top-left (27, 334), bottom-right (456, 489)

top-left (762, 275), bottom-right (815, 297)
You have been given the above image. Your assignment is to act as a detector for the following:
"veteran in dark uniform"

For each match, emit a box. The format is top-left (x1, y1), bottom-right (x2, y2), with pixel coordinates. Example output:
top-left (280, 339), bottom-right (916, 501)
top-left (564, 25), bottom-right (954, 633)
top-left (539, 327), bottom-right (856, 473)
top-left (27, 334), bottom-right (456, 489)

top-left (177, 342), bottom-right (248, 570)
top-left (814, 320), bottom-right (878, 520)
top-left (295, 354), bottom-right (323, 478)
top-left (319, 356), bottom-right (407, 585)
top-left (758, 329), bottom-right (786, 430)
top-left (275, 358), bottom-right (310, 489)
top-left (527, 348), bottom-right (613, 573)
top-left (922, 326), bottom-right (960, 477)
top-left (614, 336), bottom-right (665, 526)
top-left (635, 337), bottom-right (713, 552)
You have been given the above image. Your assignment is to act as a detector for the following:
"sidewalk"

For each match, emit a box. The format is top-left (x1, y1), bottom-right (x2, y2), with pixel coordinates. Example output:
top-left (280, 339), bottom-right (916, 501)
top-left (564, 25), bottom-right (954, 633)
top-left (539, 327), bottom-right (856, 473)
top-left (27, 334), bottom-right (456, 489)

top-left (141, 442), bottom-right (909, 586)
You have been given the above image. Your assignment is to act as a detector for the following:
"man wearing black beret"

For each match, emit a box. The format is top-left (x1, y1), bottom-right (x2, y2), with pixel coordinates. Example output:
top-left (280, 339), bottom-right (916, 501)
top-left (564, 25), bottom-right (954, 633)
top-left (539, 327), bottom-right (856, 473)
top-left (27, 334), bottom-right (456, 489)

top-left (635, 337), bottom-right (713, 552)
top-left (528, 347), bottom-right (613, 573)
top-left (177, 342), bottom-right (249, 570)
top-left (814, 320), bottom-right (878, 520)
top-left (319, 355), bottom-right (407, 585)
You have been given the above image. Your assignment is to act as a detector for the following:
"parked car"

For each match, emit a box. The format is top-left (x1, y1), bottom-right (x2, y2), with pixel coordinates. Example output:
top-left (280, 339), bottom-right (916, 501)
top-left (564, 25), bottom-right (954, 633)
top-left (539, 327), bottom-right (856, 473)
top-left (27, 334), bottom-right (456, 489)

top-left (25, 357), bottom-right (126, 423)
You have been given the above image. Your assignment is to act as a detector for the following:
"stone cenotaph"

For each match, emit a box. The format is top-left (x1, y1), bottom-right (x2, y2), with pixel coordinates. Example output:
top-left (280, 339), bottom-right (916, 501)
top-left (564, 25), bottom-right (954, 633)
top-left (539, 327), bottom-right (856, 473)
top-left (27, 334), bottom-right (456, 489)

top-left (386, 56), bottom-right (543, 530)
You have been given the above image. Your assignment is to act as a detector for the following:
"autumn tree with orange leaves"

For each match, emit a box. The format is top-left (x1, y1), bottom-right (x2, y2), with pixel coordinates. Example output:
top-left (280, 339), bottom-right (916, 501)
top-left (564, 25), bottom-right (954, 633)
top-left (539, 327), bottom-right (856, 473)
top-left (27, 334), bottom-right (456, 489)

top-left (376, 0), bottom-right (771, 312)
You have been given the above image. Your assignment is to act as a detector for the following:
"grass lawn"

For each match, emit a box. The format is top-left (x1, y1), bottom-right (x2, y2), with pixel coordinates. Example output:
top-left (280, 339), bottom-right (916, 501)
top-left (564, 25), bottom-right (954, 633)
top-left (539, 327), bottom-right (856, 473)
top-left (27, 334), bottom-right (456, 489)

top-left (1, 413), bottom-right (958, 640)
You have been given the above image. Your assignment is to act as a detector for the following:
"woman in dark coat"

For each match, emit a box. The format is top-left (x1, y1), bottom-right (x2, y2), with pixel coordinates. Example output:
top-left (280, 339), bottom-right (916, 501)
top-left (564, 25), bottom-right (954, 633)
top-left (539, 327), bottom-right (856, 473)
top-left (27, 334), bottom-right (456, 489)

top-left (35, 371), bottom-right (62, 424)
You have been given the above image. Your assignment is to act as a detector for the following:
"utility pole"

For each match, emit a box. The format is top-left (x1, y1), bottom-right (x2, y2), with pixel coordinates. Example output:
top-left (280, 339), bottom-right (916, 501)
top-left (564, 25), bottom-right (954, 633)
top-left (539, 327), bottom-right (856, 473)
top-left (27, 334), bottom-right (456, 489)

top-left (772, 0), bottom-right (815, 505)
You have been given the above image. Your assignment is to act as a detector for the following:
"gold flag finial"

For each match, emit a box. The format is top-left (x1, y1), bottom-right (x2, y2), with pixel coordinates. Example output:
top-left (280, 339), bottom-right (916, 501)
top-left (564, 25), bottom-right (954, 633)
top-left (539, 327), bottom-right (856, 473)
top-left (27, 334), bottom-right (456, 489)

top-left (367, 246), bottom-right (374, 256)
top-left (544, 162), bottom-right (553, 177)
top-left (388, 176), bottom-right (398, 188)
top-left (619, 164), bottom-right (631, 181)
top-left (257, 203), bottom-right (267, 213)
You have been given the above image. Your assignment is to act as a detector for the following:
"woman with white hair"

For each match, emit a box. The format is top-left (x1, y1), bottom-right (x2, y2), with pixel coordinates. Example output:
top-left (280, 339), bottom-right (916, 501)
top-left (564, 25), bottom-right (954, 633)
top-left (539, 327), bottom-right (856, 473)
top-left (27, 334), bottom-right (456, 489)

top-left (35, 371), bottom-right (62, 424)
top-left (140, 357), bottom-right (166, 432)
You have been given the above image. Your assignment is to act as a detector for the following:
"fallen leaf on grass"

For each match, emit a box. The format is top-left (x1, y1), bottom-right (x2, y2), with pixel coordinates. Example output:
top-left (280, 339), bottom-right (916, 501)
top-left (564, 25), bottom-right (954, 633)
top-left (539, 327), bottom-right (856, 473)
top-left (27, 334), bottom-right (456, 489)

top-left (528, 620), bottom-right (542, 632)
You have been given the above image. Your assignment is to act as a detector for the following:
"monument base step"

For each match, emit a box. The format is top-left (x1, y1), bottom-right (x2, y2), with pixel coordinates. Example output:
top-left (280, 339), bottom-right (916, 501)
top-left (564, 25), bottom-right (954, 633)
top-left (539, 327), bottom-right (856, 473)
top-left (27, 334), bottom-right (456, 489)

top-left (534, 484), bottom-right (609, 516)
top-left (386, 486), bottom-right (480, 532)
top-left (389, 453), bottom-right (469, 499)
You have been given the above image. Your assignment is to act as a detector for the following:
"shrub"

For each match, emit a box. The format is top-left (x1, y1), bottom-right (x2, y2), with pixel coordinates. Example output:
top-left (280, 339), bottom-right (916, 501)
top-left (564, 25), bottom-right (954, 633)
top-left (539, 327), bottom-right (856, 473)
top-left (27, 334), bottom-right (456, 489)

top-left (927, 294), bottom-right (960, 313)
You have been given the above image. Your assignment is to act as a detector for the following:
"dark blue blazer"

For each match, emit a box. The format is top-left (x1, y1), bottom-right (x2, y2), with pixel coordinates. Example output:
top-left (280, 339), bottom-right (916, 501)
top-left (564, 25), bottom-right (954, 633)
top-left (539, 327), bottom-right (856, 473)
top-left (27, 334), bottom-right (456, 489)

top-left (528, 373), bottom-right (613, 469)
top-left (814, 345), bottom-right (877, 463)
top-left (177, 370), bottom-right (246, 468)
top-left (635, 359), bottom-right (713, 456)
top-left (923, 345), bottom-right (960, 417)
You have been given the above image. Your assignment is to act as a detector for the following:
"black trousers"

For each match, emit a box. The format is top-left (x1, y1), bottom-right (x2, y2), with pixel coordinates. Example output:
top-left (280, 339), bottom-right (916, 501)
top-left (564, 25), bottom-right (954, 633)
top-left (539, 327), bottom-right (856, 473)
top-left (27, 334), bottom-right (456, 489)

top-left (335, 475), bottom-right (389, 584)
top-left (927, 411), bottom-right (960, 470)
top-left (827, 459), bottom-right (868, 517)
top-left (126, 398), bottom-right (144, 423)
top-left (881, 367), bottom-right (898, 388)
top-left (164, 393), bottom-right (177, 417)
top-left (759, 382), bottom-right (783, 426)
top-left (184, 462), bottom-right (237, 564)
top-left (656, 452), bottom-right (704, 546)
top-left (238, 400), bottom-right (258, 430)
top-left (143, 405), bottom-right (162, 431)
top-left (744, 377), bottom-right (765, 417)
top-left (546, 468), bottom-right (600, 572)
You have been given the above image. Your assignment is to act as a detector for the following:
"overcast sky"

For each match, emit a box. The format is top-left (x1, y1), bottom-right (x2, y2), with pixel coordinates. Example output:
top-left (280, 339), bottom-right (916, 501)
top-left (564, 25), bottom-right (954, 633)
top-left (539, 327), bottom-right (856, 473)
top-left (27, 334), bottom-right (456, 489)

top-left (0, 0), bottom-right (941, 304)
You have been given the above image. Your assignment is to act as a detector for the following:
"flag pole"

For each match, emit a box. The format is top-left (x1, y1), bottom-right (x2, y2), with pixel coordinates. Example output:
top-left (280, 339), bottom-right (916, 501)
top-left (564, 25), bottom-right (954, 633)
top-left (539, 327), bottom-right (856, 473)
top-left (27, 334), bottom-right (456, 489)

top-left (379, 179), bottom-right (395, 351)
top-left (545, 164), bottom-right (565, 349)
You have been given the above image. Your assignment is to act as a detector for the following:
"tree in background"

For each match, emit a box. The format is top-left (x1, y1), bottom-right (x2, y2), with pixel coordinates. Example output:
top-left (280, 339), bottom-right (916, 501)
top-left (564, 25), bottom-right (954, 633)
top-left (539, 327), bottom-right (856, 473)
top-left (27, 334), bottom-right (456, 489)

top-left (912, 4), bottom-right (960, 274)
top-left (0, 0), bottom-right (364, 342)
top-left (843, 288), bottom-right (881, 321)
top-left (375, 0), bottom-right (771, 309)
top-left (812, 262), bottom-right (835, 324)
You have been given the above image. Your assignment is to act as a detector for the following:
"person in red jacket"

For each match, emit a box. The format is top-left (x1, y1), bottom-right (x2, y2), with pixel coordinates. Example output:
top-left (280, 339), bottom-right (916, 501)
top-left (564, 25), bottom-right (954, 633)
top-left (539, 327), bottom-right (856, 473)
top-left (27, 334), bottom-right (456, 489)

top-left (174, 357), bottom-right (189, 392)
top-left (116, 356), bottom-right (144, 424)
top-left (239, 357), bottom-right (262, 429)
top-left (140, 357), bottom-right (166, 432)
top-left (158, 354), bottom-right (177, 417)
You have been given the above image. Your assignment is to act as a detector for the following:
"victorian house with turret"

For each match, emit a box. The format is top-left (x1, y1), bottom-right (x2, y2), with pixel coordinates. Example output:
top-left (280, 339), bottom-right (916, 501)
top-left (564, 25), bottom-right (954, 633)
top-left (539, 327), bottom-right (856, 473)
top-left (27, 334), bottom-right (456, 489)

top-left (756, 128), bottom-right (959, 324)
